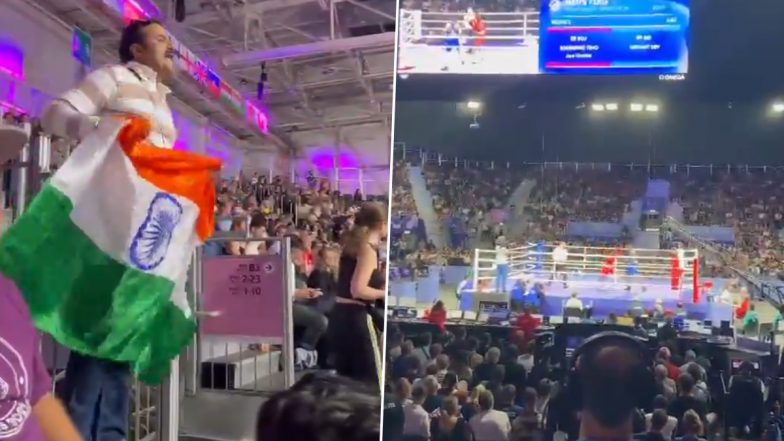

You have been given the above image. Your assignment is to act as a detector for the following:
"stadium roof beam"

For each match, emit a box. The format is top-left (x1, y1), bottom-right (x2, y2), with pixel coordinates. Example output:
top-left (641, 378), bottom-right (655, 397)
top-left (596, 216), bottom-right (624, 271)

top-left (183, 0), bottom-right (335, 26)
top-left (222, 32), bottom-right (394, 67)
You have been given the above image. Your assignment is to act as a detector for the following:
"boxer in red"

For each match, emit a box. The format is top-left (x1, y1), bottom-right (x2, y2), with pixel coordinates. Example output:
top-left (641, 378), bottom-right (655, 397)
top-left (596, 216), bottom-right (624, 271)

top-left (464, 8), bottom-right (487, 57)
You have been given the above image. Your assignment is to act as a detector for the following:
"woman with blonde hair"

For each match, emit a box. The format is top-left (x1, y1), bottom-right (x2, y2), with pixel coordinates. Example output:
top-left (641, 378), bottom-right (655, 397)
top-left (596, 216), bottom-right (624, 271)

top-left (328, 202), bottom-right (387, 388)
top-left (677, 410), bottom-right (707, 441)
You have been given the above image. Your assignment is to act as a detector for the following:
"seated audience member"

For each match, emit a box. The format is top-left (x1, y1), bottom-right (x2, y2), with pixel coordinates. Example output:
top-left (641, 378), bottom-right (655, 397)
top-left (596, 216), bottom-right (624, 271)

top-left (384, 379), bottom-right (412, 441)
top-left (668, 374), bottom-right (707, 435)
top-left (473, 347), bottom-right (504, 388)
top-left (414, 333), bottom-right (434, 367)
top-left (764, 401), bottom-right (784, 441)
top-left (403, 384), bottom-right (431, 441)
top-left (469, 390), bottom-right (512, 441)
top-left (0, 276), bottom-right (83, 441)
top-left (256, 372), bottom-right (379, 441)
top-left (436, 368), bottom-right (458, 397)
top-left (511, 387), bottom-right (544, 441)
top-left (306, 245), bottom-right (340, 315)
top-left (676, 409), bottom-right (707, 441)
top-left (461, 385), bottom-right (485, 422)
top-left (244, 213), bottom-right (269, 256)
top-left (645, 395), bottom-right (679, 440)
top-left (497, 385), bottom-right (524, 421)
top-left (291, 245), bottom-right (329, 368)
top-left (422, 375), bottom-right (443, 414)
top-left (392, 341), bottom-right (423, 381)
top-left (637, 409), bottom-right (671, 441)
top-left (432, 396), bottom-right (468, 441)
top-left (684, 363), bottom-right (709, 404)
top-left (655, 364), bottom-right (677, 401)
top-left (656, 347), bottom-right (681, 381)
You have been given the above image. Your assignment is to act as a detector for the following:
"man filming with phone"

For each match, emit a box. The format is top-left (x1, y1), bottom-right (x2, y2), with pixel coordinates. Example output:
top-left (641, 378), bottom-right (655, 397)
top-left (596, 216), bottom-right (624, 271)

top-left (291, 244), bottom-right (329, 369)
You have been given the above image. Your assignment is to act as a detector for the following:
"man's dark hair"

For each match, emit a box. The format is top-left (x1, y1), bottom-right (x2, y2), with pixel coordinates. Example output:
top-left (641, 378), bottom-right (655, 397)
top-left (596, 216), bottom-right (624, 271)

top-left (677, 373), bottom-right (695, 394)
top-left (580, 343), bottom-right (651, 429)
top-left (256, 373), bottom-right (379, 441)
top-left (650, 409), bottom-right (668, 431)
top-left (250, 213), bottom-right (267, 229)
top-left (119, 20), bottom-right (161, 63)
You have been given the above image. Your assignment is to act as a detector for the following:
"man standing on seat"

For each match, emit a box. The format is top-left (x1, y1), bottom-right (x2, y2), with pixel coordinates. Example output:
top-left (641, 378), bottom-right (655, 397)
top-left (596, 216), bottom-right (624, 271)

top-left (42, 19), bottom-right (178, 441)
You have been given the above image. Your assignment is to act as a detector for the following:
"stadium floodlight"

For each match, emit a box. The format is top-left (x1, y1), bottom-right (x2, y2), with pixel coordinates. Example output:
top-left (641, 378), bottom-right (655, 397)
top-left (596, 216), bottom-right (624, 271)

top-left (466, 100), bottom-right (482, 110)
top-left (645, 104), bottom-right (660, 113)
top-left (591, 103), bottom-right (605, 112)
top-left (772, 102), bottom-right (784, 113)
top-left (605, 103), bottom-right (619, 111)
top-left (630, 103), bottom-right (644, 112)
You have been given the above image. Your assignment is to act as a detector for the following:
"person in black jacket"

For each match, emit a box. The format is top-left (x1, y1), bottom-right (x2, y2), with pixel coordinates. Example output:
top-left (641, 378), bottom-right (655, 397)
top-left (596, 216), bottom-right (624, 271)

top-left (306, 245), bottom-right (340, 315)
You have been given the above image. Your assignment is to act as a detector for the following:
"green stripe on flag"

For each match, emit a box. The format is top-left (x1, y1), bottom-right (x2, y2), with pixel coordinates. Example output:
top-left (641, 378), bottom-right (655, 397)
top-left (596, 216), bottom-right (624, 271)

top-left (0, 184), bottom-right (195, 384)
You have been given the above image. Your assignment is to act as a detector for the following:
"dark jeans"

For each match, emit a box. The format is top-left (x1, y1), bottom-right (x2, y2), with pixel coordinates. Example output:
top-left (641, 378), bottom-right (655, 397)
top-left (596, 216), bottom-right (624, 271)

top-left (292, 302), bottom-right (328, 350)
top-left (61, 352), bottom-right (131, 441)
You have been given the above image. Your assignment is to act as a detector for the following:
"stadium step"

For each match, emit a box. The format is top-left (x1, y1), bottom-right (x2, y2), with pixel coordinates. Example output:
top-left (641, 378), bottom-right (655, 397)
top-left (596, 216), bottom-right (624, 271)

top-left (408, 166), bottom-right (446, 248)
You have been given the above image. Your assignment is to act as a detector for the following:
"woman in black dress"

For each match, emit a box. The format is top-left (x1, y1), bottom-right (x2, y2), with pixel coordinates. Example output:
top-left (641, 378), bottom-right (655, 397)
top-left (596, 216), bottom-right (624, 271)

top-left (329, 202), bottom-right (387, 388)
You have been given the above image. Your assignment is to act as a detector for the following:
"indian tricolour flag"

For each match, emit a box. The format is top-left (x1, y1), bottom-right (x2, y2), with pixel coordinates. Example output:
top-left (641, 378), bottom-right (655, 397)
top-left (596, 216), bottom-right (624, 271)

top-left (0, 117), bottom-right (221, 383)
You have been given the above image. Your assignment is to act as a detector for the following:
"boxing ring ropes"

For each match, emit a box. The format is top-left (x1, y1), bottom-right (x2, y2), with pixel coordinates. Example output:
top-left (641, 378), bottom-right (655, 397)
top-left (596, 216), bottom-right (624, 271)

top-left (470, 243), bottom-right (702, 306)
top-left (398, 9), bottom-right (540, 73)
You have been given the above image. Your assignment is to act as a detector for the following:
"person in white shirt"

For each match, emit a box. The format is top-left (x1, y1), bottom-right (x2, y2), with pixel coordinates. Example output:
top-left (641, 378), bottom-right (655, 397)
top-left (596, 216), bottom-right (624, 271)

top-left (565, 292), bottom-right (584, 311)
top-left (495, 237), bottom-right (509, 293)
top-left (469, 390), bottom-right (512, 441)
top-left (552, 242), bottom-right (569, 287)
top-left (40, 19), bottom-right (180, 441)
top-left (645, 395), bottom-right (678, 439)
top-left (402, 384), bottom-right (431, 439)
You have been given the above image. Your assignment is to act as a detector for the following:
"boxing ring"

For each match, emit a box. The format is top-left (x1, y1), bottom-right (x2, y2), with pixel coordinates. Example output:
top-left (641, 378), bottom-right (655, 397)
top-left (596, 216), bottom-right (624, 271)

top-left (461, 243), bottom-right (734, 323)
top-left (398, 9), bottom-right (541, 75)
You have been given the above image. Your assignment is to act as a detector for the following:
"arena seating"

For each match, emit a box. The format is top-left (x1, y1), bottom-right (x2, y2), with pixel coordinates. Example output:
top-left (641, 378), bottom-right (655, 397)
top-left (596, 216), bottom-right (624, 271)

top-left (384, 318), bottom-right (782, 441)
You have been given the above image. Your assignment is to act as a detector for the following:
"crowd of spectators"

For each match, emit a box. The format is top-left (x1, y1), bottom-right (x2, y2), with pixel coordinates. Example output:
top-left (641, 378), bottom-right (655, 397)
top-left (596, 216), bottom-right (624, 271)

top-left (207, 171), bottom-right (387, 367)
top-left (394, 160), bottom-right (783, 280)
top-left (669, 170), bottom-right (784, 278)
top-left (423, 164), bottom-right (526, 247)
top-left (383, 318), bottom-right (778, 441)
top-left (525, 170), bottom-right (647, 240)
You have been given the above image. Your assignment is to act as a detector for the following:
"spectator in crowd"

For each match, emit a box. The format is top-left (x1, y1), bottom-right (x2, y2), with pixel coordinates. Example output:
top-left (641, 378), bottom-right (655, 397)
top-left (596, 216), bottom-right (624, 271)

top-left (473, 347), bottom-right (504, 388)
top-left (291, 244), bottom-right (329, 369)
top-left (645, 395), bottom-right (679, 440)
top-left (677, 409), bottom-right (707, 441)
top-left (668, 373), bottom-right (708, 435)
top-left (330, 203), bottom-right (387, 386)
top-left (0, 275), bottom-right (83, 441)
top-left (423, 375), bottom-right (444, 413)
top-left (306, 245), bottom-right (341, 315)
top-left (385, 378), bottom-right (412, 441)
top-left (403, 384), bottom-right (431, 441)
top-left (433, 395), bottom-right (468, 441)
top-left (40, 19), bottom-right (183, 441)
top-left (727, 361), bottom-right (765, 437)
top-left (468, 389), bottom-right (512, 441)
top-left (510, 386), bottom-right (543, 441)
top-left (638, 409), bottom-right (671, 441)
top-left (256, 372), bottom-right (380, 441)
top-left (573, 336), bottom-right (651, 441)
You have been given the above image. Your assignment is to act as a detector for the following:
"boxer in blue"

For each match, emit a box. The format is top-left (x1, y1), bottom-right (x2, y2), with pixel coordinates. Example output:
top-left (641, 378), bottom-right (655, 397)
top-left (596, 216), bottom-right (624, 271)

top-left (441, 21), bottom-right (463, 71)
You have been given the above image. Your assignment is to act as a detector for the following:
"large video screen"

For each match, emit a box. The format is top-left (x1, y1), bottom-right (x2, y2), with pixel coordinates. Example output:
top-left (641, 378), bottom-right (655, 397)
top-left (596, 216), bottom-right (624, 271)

top-left (397, 0), bottom-right (689, 76)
